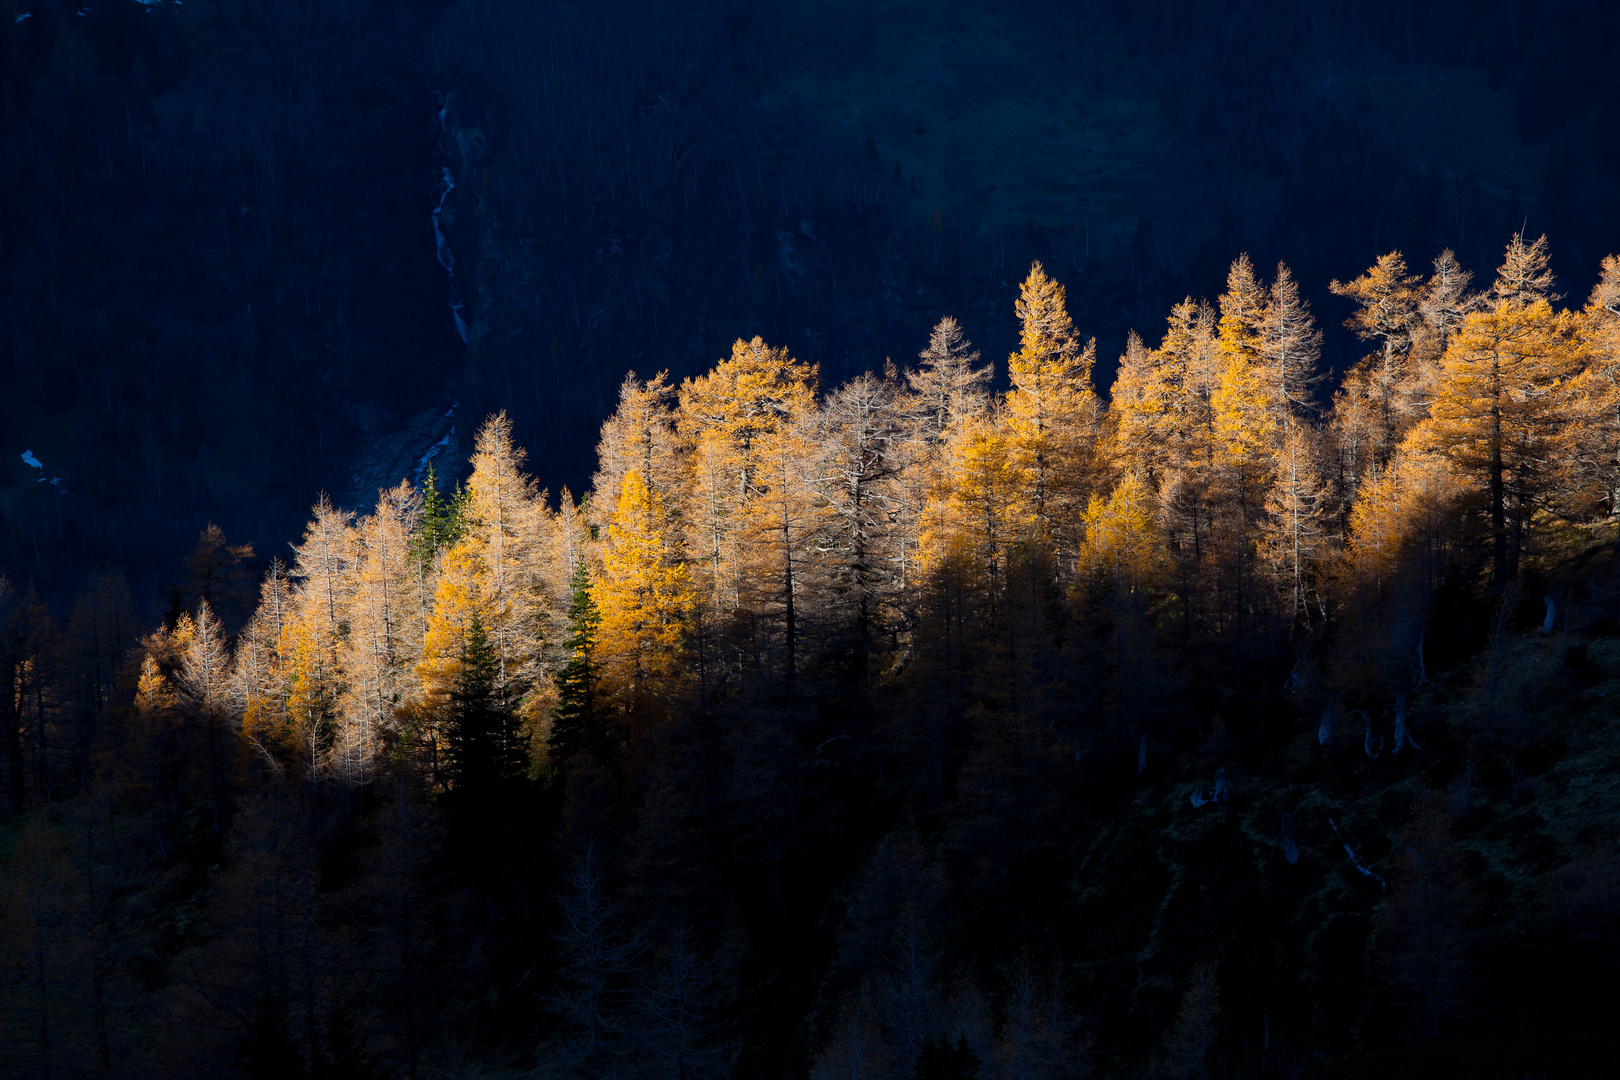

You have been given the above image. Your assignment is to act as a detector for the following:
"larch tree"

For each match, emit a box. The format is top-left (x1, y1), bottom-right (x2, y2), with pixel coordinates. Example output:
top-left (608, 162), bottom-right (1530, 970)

top-left (907, 316), bottom-right (990, 445)
top-left (461, 412), bottom-right (549, 694)
top-left (595, 468), bottom-right (694, 716)
top-left (1260, 427), bottom-right (1330, 633)
top-left (1566, 255), bottom-right (1620, 526)
top-left (336, 482), bottom-right (422, 782)
top-left (1125, 301), bottom-right (1224, 637)
top-left (811, 369), bottom-right (912, 680)
top-left (174, 600), bottom-right (233, 828)
top-left (1204, 256), bottom-right (1286, 659)
top-left (593, 371), bottom-right (684, 526)
top-left (677, 336), bottom-right (820, 491)
top-left (1078, 472), bottom-right (1163, 600)
top-left (1211, 255), bottom-right (1279, 499)
top-left (1331, 251), bottom-right (1424, 468)
top-left (1491, 232), bottom-right (1560, 310)
top-left (739, 411), bottom-right (828, 692)
top-left (685, 431), bottom-right (744, 615)
top-left (1416, 248), bottom-right (1482, 363)
top-left (1079, 472), bottom-right (1169, 741)
top-left (932, 416), bottom-right (1022, 608)
top-left (416, 534), bottom-right (486, 705)
top-left (1422, 291), bottom-right (1582, 585)
top-left (415, 539), bottom-right (490, 786)
top-left (1004, 261), bottom-right (1101, 561)
top-left (1341, 446), bottom-right (1461, 696)
top-left (1109, 330), bottom-right (1165, 485)
top-left (1255, 262), bottom-right (1324, 436)
top-left (279, 608), bottom-right (339, 780)
top-left (677, 336), bottom-right (819, 618)
top-left (903, 320), bottom-right (991, 621)
top-left (182, 523), bottom-right (258, 629)
top-left (1328, 363), bottom-right (1382, 506)
top-left (1215, 253), bottom-right (1267, 362)
top-left (280, 498), bottom-right (358, 779)
top-left (235, 560), bottom-right (295, 767)
top-left (1113, 301), bottom-right (1227, 489)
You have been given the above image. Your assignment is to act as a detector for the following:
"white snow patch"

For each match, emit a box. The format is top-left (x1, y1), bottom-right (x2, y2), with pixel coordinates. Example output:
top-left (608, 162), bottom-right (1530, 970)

top-left (15, 12), bottom-right (32, 24)
top-left (20, 450), bottom-right (42, 470)
top-left (451, 301), bottom-right (469, 344)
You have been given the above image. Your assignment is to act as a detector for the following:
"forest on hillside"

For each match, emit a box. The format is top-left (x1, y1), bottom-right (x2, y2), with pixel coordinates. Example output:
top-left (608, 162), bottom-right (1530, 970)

top-left (5, 236), bottom-right (1620, 1078)
top-left (7, 0), bottom-right (1620, 605)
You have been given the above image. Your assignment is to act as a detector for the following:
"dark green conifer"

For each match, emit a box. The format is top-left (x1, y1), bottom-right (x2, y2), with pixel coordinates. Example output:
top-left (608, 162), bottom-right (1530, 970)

top-left (410, 463), bottom-right (466, 573)
top-left (446, 613), bottom-right (522, 788)
top-left (549, 562), bottom-right (602, 764)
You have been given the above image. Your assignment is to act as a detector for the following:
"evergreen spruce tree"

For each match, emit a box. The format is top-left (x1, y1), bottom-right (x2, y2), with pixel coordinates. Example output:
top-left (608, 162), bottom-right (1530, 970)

top-left (446, 613), bottom-right (521, 789)
top-left (411, 464), bottom-right (451, 571)
top-left (550, 562), bottom-right (603, 764)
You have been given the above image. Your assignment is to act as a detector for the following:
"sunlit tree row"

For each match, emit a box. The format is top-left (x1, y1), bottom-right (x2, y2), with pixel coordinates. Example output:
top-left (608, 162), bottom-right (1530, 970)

top-left (128, 235), bottom-right (1620, 787)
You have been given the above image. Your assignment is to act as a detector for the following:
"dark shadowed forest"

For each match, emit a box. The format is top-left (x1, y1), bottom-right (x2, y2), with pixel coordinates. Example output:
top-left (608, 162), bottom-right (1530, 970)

top-left (5, 2), bottom-right (1620, 1079)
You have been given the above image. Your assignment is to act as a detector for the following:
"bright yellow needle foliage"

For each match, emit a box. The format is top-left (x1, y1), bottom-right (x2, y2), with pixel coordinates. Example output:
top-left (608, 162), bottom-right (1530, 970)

top-left (1078, 472), bottom-right (1161, 594)
top-left (1422, 299), bottom-right (1582, 582)
top-left (417, 541), bottom-right (489, 708)
top-left (1005, 262), bottom-right (1099, 551)
top-left (936, 417), bottom-right (1023, 590)
top-left (678, 336), bottom-right (818, 615)
top-left (678, 336), bottom-right (818, 481)
top-left (596, 469), bottom-right (694, 697)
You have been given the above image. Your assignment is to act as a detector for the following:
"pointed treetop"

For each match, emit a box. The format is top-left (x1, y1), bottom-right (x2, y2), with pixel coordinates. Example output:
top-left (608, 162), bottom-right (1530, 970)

top-left (908, 315), bottom-right (989, 436)
top-left (1221, 253), bottom-right (1267, 325)
top-left (1330, 251), bottom-right (1423, 351)
top-left (1420, 249), bottom-right (1481, 342)
top-left (677, 336), bottom-right (818, 452)
top-left (1492, 232), bottom-right (1559, 309)
top-left (1587, 253), bottom-right (1620, 320)
top-left (1011, 261), bottom-right (1087, 376)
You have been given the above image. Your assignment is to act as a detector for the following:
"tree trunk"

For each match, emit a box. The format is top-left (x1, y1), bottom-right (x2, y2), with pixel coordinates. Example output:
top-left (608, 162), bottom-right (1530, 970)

top-left (1489, 375), bottom-right (1508, 588)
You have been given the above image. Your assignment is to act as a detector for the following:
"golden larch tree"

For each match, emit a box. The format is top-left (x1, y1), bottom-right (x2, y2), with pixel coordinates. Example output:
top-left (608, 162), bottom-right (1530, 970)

top-left (1211, 255), bottom-right (1280, 499)
top-left (595, 469), bottom-right (694, 711)
top-left (593, 371), bottom-right (684, 524)
top-left (461, 412), bottom-right (550, 692)
top-left (1566, 255), bottom-right (1620, 525)
top-left (1078, 472), bottom-right (1162, 597)
top-left (677, 336), bottom-right (818, 627)
top-left (1331, 251), bottom-right (1424, 469)
top-left (336, 481), bottom-right (422, 781)
top-left (1004, 261), bottom-right (1100, 560)
top-left (277, 497), bottom-right (357, 777)
top-left (1422, 295), bottom-right (1582, 584)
